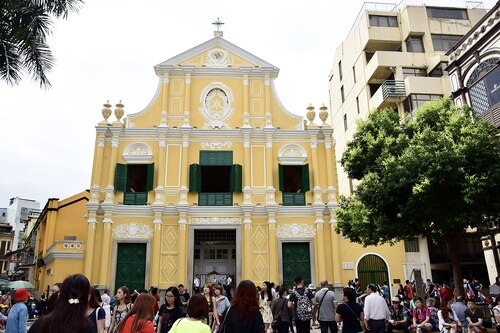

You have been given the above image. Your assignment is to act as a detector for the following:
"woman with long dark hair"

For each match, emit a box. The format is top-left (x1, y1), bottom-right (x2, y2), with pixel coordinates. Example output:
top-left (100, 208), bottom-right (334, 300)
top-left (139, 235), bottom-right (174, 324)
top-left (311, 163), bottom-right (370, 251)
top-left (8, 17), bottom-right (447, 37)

top-left (202, 283), bottom-right (219, 330)
top-left (260, 281), bottom-right (274, 332)
top-left (88, 287), bottom-right (106, 333)
top-left (28, 274), bottom-right (96, 333)
top-left (117, 293), bottom-right (155, 333)
top-left (169, 294), bottom-right (211, 333)
top-left (108, 286), bottom-right (132, 333)
top-left (157, 286), bottom-right (184, 333)
top-left (214, 285), bottom-right (230, 324)
top-left (218, 280), bottom-right (265, 333)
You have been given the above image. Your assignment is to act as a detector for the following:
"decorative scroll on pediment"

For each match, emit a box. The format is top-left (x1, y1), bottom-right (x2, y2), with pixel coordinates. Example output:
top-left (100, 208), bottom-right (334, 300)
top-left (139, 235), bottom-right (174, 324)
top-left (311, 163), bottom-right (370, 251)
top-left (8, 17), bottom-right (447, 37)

top-left (123, 143), bottom-right (153, 163)
top-left (278, 144), bottom-right (307, 164)
top-left (276, 224), bottom-right (316, 238)
top-left (113, 223), bottom-right (153, 239)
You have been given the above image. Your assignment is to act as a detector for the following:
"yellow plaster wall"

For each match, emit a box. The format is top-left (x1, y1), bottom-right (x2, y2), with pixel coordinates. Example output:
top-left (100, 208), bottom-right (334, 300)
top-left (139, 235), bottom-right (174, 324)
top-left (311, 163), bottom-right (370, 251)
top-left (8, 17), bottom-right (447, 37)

top-left (52, 197), bottom-right (88, 241)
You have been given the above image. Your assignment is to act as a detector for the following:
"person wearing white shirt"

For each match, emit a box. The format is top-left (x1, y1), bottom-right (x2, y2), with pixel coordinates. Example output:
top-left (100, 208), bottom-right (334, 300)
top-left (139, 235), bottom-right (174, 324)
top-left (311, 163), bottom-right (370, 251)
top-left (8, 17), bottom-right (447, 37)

top-left (364, 284), bottom-right (390, 333)
top-left (101, 289), bottom-right (111, 305)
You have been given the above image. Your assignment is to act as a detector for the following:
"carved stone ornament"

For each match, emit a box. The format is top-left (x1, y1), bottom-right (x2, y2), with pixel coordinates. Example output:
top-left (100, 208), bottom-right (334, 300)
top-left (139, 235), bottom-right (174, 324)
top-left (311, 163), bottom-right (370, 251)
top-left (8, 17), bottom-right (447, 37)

top-left (278, 144), bottom-right (307, 165)
top-left (123, 143), bottom-right (153, 163)
top-left (276, 224), bottom-right (316, 238)
top-left (199, 82), bottom-right (234, 128)
top-left (201, 142), bottom-right (232, 150)
top-left (112, 223), bottom-right (153, 239)
top-left (191, 217), bottom-right (241, 225)
top-left (205, 48), bottom-right (230, 68)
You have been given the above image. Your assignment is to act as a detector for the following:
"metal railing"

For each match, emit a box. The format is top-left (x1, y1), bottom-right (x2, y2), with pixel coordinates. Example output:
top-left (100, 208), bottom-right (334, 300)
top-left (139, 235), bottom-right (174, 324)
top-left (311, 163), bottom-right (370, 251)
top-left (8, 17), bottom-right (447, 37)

top-left (382, 80), bottom-right (406, 100)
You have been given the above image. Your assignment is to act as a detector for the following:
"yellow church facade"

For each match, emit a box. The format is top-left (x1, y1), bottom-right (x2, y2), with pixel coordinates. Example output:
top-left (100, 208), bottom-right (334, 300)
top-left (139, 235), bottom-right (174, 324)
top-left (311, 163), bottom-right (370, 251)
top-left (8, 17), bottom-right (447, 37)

top-left (43, 33), bottom-right (408, 293)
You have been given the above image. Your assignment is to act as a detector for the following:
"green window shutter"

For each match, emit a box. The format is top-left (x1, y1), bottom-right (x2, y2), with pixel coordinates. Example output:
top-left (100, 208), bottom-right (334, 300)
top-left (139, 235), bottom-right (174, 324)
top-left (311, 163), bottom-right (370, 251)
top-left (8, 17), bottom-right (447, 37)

top-left (230, 164), bottom-right (242, 192)
top-left (301, 164), bottom-right (310, 192)
top-left (200, 151), bottom-right (233, 166)
top-left (114, 164), bottom-right (127, 192)
top-left (278, 164), bottom-right (284, 192)
top-left (146, 163), bottom-right (155, 192)
top-left (189, 164), bottom-right (201, 192)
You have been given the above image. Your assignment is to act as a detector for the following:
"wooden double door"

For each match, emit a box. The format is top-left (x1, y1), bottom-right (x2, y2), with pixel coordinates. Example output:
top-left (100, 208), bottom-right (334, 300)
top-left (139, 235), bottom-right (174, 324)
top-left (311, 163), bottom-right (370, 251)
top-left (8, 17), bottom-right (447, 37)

top-left (282, 242), bottom-right (311, 288)
top-left (115, 243), bottom-right (147, 292)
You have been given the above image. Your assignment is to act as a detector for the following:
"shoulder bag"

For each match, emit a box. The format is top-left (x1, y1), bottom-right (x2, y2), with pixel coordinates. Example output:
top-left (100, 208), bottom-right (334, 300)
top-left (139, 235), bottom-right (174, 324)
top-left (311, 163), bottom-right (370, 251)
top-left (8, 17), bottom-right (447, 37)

top-left (317, 290), bottom-right (330, 320)
top-left (217, 306), bottom-right (231, 333)
top-left (271, 299), bottom-right (288, 330)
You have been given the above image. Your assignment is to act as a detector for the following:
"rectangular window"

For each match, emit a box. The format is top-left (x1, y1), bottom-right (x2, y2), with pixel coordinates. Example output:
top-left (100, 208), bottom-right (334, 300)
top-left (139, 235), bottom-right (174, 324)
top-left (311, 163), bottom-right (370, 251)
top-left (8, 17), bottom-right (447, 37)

top-left (431, 34), bottom-right (462, 52)
top-left (353, 66), bottom-right (356, 83)
top-left (406, 36), bottom-right (425, 52)
top-left (278, 164), bottom-right (310, 206)
top-left (63, 235), bottom-right (76, 241)
top-left (343, 114), bottom-right (348, 131)
top-left (0, 241), bottom-right (5, 255)
top-left (369, 15), bottom-right (398, 27)
top-left (403, 94), bottom-right (442, 116)
top-left (356, 97), bottom-right (360, 114)
top-left (428, 67), bottom-right (444, 77)
top-left (341, 86), bottom-right (345, 103)
top-left (115, 163), bottom-right (154, 205)
top-left (338, 61), bottom-right (343, 81)
top-left (190, 152), bottom-right (242, 206)
top-left (427, 7), bottom-right (468, 20)
top-left (402, 68), bottom-right (427, 79)
top-left (404, 238), bottom-right (420, 252)
top-left (365, 52), bottom-right (375, 63)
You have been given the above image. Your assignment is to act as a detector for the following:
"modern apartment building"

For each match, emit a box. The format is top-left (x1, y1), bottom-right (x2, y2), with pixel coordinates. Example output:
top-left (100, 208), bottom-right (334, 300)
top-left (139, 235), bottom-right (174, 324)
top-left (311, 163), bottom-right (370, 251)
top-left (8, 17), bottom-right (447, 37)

top-left (329, 1), bottom-right (487, 282)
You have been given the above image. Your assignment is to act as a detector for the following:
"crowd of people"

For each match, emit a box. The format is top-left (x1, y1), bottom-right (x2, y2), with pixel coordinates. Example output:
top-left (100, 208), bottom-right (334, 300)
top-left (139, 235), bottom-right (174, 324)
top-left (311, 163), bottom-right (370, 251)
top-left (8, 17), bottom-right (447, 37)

top-left (1, 274), bottom-right (500, 333)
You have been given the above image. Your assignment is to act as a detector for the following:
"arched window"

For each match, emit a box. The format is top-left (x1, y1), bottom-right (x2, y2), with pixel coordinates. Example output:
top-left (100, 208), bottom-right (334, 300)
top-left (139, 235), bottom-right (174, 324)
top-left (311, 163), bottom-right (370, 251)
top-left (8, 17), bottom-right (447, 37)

top-left (467, 58), bottom-right (500, 119)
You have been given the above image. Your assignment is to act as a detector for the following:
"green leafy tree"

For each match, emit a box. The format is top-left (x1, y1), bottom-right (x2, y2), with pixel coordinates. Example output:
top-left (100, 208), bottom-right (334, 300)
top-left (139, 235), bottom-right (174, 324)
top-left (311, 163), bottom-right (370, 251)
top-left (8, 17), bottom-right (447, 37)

top-left (336, 99), bottom-right (500, 295)
top-left (0, 0), bottom-right (84, 87)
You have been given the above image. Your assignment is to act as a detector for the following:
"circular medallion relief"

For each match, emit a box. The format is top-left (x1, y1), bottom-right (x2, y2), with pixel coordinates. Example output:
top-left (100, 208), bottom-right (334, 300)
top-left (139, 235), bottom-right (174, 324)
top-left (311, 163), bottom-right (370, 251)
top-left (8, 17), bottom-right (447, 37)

top-left (199, 82), bottom-right (234, 128)
top-left (206, 48), bottom-right (230, 68)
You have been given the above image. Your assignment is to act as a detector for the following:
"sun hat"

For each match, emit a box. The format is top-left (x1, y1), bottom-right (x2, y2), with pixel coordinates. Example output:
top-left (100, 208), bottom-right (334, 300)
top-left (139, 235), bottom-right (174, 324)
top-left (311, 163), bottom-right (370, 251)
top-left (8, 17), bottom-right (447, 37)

top-left (308, 284), bottom-right (316, 290)
top-left (392, 296), bottom-right (400, 302)
top-left (14, 288), bottom-right (30, 302)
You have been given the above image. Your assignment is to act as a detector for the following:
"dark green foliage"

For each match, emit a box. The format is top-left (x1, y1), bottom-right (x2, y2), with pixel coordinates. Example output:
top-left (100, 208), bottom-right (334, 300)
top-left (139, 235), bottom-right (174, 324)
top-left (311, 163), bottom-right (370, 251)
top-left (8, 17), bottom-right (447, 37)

top-left (0, 0), bottom-right (84, 87)
top-left (336, 99), bottom-right (500, 246)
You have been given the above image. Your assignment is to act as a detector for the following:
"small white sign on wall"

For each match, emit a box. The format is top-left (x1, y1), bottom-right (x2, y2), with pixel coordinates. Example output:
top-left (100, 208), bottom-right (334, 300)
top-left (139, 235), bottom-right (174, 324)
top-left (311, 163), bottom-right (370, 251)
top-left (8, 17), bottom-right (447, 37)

top-left (343, 262), bottom-right (355, 270)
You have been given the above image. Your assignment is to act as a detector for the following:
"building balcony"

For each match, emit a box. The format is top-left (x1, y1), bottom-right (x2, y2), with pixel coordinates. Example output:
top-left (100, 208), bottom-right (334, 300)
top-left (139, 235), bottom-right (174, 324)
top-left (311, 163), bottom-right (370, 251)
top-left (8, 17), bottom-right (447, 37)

top-left (404, 76), bottom-right (450, 96)
top-left (366, 51), bottom-right (427, 81)
top-left (369, 80), bottom-right (406, 110)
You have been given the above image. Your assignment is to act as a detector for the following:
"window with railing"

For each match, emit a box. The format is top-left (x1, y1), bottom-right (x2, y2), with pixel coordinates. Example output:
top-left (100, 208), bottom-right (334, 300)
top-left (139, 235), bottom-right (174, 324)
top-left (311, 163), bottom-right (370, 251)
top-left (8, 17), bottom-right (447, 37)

top-left (369, 15), bottom-right (398, 27)
top-left (427, 7), bottom-right (468, 20)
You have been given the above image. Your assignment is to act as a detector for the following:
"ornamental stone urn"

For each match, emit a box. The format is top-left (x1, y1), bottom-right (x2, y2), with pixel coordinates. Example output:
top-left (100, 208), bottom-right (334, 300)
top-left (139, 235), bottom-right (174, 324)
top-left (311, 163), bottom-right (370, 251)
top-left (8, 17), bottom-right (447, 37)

top-left (319, 104), bottom-right (329, 124)
top-left (114, 101), bottom-right (125, 122)
top-left (306, 104), bottom-right (316, 124)
top-left (102, 101), bottom-right (112, 122)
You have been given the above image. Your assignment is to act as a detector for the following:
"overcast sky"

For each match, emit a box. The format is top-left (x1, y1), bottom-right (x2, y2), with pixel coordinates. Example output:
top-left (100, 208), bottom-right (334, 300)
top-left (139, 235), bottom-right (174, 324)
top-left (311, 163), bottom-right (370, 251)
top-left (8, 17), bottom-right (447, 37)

top-left (0, 0), bottom-right (495, 208)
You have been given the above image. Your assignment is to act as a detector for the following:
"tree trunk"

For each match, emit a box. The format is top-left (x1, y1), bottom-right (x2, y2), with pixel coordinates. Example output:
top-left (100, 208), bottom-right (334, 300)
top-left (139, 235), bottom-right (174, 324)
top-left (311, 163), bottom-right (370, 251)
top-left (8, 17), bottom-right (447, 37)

top-left (447, 237), bottom-right (464, 297)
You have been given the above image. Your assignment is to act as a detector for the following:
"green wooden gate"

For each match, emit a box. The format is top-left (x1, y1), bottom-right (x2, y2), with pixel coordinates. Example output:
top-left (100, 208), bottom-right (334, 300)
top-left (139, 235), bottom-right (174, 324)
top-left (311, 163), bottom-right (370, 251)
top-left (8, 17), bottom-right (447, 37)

top-left (282, 242), bottom-right (311, 288)
top-left (115, 243), bottom-right (147, 292)
top-left (357, 254), bottom-right (389, 292)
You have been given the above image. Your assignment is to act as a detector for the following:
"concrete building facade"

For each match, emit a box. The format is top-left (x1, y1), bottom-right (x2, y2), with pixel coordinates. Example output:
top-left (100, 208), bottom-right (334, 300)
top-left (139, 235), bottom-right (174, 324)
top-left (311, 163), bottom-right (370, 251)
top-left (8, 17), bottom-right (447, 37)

top-left (329, 1), bottom-right (488, 282)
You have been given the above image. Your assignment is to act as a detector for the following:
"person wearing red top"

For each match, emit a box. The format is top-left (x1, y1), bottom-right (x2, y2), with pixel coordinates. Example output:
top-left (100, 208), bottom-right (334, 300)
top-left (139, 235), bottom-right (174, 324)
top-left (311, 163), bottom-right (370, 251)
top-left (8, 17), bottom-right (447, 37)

top-left (404, 280), bottom-right (415, 302)
top-left (117, 294), bottom-right (155, 333)
top-left (151, 287), bottom-right (160, 314)
top-left (440, 281), bottom-right (454, 302)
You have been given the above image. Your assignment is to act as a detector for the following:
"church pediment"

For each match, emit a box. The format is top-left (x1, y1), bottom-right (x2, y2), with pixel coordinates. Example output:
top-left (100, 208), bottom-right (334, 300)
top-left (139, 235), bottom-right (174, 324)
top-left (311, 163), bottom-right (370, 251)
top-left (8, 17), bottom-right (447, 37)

top-left (155, 37), bottom-right (278, 77)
